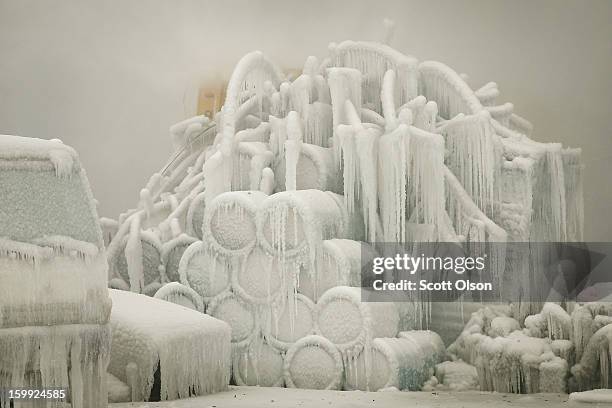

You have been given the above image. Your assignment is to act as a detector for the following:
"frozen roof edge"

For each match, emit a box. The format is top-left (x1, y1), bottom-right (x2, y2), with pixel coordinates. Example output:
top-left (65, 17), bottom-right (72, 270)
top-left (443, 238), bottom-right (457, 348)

top-left (0, 134), bottom-right (78, 177)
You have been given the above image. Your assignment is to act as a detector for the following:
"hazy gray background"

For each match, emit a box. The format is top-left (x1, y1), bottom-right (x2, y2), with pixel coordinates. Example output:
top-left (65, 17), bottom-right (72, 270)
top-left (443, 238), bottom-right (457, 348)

top-left (1, 0), bottom-right (610, 240)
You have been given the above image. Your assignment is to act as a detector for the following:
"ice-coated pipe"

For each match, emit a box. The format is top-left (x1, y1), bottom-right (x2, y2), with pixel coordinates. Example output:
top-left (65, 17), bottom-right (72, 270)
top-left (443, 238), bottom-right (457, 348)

top-left (208, 291), bottom-right (258, 349)
top-left (108, 230), bottom-right (162, 293)
top-left (153, 282), bottom-right (204, 312)
top-left (257, 190), bottom-right (355, 259)
top-left (232, 246), bottom-right (283, 304)
top-left (160, 234), bottom-right (197, 283)
top-left (274, 143), bottom-right (340, 193)
top-left (203, 191), bottom-right (267, 256)
top-left (233, 337), bottom-right (285, 387)
top-left (264, 294), bottom-right (315, 351)
top-left (185, 191), bottom-right (206, 239)
top-left (398, 330), bottom-right (447, 372)
top-left (178, 241), bottom-right (231, 303)
top-left (571, 324), bottom-right (612, 391)
top-left (344, 337), bottom-right (432, 391)
top-left (315, 286), bottom-right (399, 357)
top-left (284, 335), bottom-right (343, 390)
top-left (298, 239), bottom-right (377, 301)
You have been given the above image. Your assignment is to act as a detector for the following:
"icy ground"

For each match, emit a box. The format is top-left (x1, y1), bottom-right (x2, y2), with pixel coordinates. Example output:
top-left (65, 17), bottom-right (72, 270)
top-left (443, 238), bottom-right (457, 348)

top-left (105, 386), bottom-right (600, 407)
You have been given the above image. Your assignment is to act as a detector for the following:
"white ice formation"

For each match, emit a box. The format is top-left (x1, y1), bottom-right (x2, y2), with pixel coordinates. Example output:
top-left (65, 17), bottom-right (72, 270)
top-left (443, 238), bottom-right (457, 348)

top-left (107, 289), bottom-right (230, 401)
top-left (100, 23), bottom-right (589, 396)
top-left (0, 135), bottom-right (111, 407)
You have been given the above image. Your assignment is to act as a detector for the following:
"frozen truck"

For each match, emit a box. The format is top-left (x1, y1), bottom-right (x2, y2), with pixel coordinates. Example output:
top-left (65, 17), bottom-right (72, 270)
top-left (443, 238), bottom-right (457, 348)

top-left (0, 135), bottom-right (111, 408)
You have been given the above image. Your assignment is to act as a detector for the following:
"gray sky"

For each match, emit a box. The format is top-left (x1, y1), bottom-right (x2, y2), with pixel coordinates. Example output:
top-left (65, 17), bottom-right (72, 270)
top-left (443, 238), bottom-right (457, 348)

top-left (0, 0), bottom-right (610, 240)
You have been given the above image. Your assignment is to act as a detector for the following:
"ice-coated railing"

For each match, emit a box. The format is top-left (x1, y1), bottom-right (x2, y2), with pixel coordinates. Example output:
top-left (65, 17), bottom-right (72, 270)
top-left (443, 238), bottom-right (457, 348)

top-left (222, 51), bottom-right (285, 134)
top-left (329, 40), bottom-right (419, 113)
top-left (418, 60), bottom-right (482, 120)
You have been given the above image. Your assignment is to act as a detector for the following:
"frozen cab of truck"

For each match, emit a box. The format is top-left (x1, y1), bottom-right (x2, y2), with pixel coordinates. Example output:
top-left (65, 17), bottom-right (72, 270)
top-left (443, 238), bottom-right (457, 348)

top-left (0, 135), bottom-right (111, 408)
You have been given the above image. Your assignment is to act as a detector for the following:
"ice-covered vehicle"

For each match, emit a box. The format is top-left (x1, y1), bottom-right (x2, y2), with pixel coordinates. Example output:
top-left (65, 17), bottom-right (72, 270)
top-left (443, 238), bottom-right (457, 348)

top-left (0, 135), bottom-right (111, 408)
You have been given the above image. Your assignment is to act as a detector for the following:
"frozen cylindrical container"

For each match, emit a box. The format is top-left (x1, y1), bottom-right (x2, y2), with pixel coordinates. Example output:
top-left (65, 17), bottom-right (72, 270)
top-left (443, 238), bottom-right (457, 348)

top-left (344, 337), bottom-right (434, 391)
top-left (232, 246), bottom-right (283, 304)
top-left (258, 190), bottom-right (352, 259)
top-left (108, 230), bottom-right (162, 292)
top-left (153, 282), bottom-right (204, 312)
top-left (233, 337), bottom-right (285, 387)
top-left (203, 191), bottom-right (267, 256)
top-left (274, 143), bottom-right (340, 193)
top-left (160, 234), bottom-right (197, 283)
top-left (178, 241), bottom-right (231, 303)
top-left (315, 286), bottom-right (399, 357)
top-left (284, 335), bottom-right (343, 390)
top-left (298, 239), bottom-right (375, 301)
top-left (185, 191), bottom-right (206, 239)
top-left (264, 294), bottom-right (316, 351)
top-left (208, 291), bottom-right (258, 349)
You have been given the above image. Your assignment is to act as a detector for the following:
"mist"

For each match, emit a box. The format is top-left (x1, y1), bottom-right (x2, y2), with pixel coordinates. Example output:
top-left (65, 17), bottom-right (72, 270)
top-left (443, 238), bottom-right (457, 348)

top-left (0, 0), bottom-right (610, 240)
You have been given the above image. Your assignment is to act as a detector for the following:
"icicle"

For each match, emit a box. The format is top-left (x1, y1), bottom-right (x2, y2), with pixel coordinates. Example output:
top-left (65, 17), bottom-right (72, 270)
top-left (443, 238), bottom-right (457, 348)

top-left (125, 216), bottom-right (144, 293)
top-left (442, 110), bottom-right (502, 217)
top-left (327, 67), bottom-right (362, 166)
top-left (381, 69), bottom-right (398, 131)
top-left (284, 111), bottom-right (303, 191)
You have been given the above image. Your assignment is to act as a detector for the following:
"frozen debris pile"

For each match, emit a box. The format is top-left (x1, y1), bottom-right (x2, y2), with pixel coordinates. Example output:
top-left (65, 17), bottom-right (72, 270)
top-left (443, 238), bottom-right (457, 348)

top-left (102, 25), bottom-right (585, 395)
top-left (447, 302), bottom-right (612, 394)
top-left (569, 389), bottom-right (612, 404)
top-left (107, 289), bottom-right (231, 402)
top-left (0, 135), bottom-right (111, 407)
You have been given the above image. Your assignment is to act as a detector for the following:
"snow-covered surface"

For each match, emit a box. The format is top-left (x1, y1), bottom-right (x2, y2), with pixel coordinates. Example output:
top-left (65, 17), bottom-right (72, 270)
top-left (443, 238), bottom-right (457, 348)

top-left (0, 134), bottom-right (78, 178)
top-left (569, 389), bottom-right (612, 403)
top-left (107, 386), bottom-right (576, 408)
top-left (108, 289), bottom-right (231, 401)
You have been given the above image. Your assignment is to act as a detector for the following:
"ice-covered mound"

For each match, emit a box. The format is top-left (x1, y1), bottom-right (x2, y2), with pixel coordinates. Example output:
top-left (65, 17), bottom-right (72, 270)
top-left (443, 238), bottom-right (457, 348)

top-left (569, 389), bottom-right (612, 404)
top-left (100, 22), bottom-right (586, 396)
top-left (422, 360), bottom-right (480, 391)
top-left (107, 289), bottom-right (231, 402)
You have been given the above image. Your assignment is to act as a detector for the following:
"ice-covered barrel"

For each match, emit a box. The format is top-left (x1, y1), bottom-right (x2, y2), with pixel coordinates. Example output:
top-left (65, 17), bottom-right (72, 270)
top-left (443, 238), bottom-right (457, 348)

top-left (399, 330), bottom-right (447, 369)
top-left (264, 294), bottom-right (315, 351)
top-left (298, 239), bottom-right (376, 301)
top-left (233, 338), bottom-right (285, 387)
top-left (284, 335), bottom-right (343, 390)
top-left (178, 241), bottom-right (231, 303)
top-left (203, 191), bottom-right (267, 256)
top-left (275, 143), bottom-right (340, 192)
top-left (160, 234), bottom-right (196, 283)
top-left (232, 246), bottom-right (283, 304)
top-left (258, 190), bottom-right (359, 258)
top-left (153, 282), bottom-right (204, 312)
top-left (186, 191), bottom-right (206, 239)
top-left (344, 336), bottom-right (439, 391)
top-left (108, 230), bottom-right (163, 294)
top-left (208, 291), bottom-right (258, 349)
top-left (315, 286), bottom-right (399, 356)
